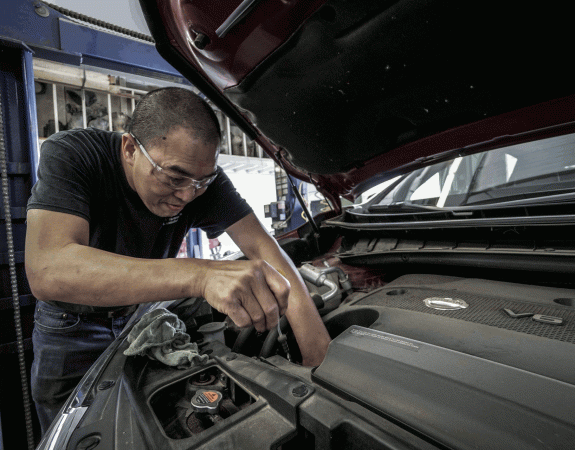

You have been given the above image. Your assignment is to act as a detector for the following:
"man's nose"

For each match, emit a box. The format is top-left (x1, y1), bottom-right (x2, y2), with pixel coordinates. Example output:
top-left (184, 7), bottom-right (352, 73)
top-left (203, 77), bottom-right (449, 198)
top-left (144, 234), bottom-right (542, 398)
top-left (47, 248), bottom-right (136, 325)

top-left (173, 186), bottom-right (197, 203)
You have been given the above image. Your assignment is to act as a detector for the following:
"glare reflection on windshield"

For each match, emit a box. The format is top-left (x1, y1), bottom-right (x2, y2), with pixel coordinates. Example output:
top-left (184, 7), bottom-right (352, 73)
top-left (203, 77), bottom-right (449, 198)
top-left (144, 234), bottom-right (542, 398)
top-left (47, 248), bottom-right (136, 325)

top-left (366, 133), bottom-right (575, 209)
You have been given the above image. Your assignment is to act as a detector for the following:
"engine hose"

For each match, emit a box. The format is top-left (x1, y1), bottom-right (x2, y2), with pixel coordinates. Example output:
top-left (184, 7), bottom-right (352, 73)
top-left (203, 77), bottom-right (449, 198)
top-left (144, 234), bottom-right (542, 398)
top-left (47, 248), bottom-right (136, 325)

top-left (0, 92), bottom-right (35, 449)
top-left (231, 326), bottom-right (255, 353)
top-left (37, 1), bottom-right (154, 43)
top-left (259, 315), bottom-right (289, 359)
top-left (259, 293), bottom-right (324, 360)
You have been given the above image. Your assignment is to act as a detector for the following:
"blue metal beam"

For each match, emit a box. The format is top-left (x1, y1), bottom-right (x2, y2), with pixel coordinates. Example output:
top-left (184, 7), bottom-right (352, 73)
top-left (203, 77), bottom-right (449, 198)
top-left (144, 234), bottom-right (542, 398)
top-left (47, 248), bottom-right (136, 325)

top-left (58, 18), bottom-right (183, 78)
top-left (0, 0), bottom-right (188, 82)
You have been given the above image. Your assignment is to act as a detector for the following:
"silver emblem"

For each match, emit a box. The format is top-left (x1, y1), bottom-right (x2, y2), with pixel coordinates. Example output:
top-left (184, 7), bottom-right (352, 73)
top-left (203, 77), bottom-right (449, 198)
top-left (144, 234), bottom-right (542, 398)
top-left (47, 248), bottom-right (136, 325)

top-left (424, 297), bottom-right (469, 310)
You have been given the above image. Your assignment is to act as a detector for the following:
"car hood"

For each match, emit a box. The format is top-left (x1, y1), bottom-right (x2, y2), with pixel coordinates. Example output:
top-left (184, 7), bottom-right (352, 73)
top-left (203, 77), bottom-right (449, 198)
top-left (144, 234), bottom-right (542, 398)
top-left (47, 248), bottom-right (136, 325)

top-left (139, 0), bottom-right (574, 205)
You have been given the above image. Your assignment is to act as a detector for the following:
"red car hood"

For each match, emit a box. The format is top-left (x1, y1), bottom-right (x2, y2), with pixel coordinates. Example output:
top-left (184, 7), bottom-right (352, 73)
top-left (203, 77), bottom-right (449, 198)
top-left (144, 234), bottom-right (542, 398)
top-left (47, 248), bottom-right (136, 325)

top-left (139, 0), bottom-right (574, 208)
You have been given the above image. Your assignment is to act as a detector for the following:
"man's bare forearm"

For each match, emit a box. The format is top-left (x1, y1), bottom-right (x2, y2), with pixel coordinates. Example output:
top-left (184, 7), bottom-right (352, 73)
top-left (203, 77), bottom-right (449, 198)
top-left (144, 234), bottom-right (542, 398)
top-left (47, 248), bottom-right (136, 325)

top-left (25, 209), bottom-right (290, 318)
top-left (27, 242), bottom-right (208, 306)
top-left (27, 238), bottom-right (291, 335)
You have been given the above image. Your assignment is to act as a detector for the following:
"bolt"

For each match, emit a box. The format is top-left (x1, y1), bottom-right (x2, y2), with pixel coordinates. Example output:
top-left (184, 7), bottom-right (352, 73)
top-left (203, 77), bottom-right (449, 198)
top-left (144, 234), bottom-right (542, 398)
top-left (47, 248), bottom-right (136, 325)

top-left (226, 353), bottom-right (237, 361)
top-left (291, 384), bottom-right (309, 398)
top-left (198, 372), bottom-right (209, 382)
top-left (193, 33), bottom-right (210, 50)
top-left (34, 4), bottom-right (50, 18)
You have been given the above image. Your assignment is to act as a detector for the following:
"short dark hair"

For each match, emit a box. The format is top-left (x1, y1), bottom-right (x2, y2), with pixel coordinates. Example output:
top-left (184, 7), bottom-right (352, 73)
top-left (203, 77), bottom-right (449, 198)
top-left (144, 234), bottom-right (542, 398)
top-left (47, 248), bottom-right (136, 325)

top-left (128, 87), bottom-right (221, 149)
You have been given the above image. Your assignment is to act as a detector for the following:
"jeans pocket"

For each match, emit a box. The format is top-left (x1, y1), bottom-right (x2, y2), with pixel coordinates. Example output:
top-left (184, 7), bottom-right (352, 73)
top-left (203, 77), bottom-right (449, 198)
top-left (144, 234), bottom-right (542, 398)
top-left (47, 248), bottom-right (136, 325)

top-left (34, 302), bottom-right (82, 334)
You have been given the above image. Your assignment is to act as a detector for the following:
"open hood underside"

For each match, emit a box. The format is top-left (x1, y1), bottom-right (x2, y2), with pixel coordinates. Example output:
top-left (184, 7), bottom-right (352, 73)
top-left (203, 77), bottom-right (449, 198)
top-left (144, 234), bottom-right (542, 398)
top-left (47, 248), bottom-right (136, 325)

top-left (140, 0), bottom-right (574, 199)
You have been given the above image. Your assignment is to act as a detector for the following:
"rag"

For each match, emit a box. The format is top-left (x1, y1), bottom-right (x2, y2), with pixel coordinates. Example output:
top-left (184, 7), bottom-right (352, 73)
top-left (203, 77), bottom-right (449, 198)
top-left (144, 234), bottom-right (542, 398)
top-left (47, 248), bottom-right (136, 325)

top-left (123, 308), bottom-right (208, 369)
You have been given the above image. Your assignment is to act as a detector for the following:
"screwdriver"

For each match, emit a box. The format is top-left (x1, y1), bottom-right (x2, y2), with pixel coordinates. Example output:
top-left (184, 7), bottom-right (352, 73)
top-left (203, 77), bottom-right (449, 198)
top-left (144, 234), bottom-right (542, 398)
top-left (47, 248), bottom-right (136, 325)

top-left (276, 268), bottom-right (292, 362)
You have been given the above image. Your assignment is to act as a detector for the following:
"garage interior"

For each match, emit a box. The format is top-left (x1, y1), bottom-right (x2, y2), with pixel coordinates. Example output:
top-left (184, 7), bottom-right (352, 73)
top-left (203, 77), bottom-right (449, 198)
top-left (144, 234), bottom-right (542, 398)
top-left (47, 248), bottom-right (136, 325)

top-left (3, 1), bottom-right (575, 449)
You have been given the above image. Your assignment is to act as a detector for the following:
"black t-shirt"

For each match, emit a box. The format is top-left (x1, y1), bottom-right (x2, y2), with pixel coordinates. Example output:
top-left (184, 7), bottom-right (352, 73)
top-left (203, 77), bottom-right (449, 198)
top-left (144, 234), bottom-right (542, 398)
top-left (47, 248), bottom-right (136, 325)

top-left (28, 128), bottom-right (253, 311)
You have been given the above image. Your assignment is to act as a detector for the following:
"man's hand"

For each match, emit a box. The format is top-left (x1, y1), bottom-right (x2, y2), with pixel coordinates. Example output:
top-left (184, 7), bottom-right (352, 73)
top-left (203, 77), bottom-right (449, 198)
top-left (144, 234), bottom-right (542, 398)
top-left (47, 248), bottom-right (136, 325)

top-left (226, 214), bottom-right (331, 367)
top-left (201, 259), bottom-right (290, 333)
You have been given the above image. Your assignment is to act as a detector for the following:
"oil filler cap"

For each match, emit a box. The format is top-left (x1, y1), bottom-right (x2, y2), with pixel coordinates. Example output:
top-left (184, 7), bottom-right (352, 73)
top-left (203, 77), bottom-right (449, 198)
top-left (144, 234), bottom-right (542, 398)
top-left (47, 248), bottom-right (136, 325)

top-left (191, 389), bottom-right (223, 415)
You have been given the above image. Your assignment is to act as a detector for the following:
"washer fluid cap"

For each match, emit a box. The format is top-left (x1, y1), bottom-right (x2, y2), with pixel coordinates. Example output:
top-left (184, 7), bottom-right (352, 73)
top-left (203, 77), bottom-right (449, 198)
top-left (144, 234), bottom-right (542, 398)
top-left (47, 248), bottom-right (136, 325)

top-left (198, 321), bottom-right (227, 344)
top-left (424, 297), bottom-right (469, 310)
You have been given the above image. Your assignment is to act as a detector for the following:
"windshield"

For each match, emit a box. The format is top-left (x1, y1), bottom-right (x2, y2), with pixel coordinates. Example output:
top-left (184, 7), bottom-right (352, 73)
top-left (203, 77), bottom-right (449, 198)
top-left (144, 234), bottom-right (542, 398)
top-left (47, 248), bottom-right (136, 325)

top-left (366, 133), bottom-right (575, 209)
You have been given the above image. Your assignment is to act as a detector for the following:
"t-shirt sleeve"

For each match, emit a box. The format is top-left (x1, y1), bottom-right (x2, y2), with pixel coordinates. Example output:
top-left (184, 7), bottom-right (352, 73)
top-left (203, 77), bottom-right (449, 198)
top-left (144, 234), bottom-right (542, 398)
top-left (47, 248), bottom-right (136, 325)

top-left (27, 135), bottom-right (95, 221)
top-left (189, 169), bottom-right (253, 239)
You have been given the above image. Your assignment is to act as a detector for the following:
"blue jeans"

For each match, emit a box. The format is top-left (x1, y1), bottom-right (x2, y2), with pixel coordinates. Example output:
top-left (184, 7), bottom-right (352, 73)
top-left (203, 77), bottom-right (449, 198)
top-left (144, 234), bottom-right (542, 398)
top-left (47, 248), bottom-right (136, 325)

top-left (31, 301), bottom-right (131, 436)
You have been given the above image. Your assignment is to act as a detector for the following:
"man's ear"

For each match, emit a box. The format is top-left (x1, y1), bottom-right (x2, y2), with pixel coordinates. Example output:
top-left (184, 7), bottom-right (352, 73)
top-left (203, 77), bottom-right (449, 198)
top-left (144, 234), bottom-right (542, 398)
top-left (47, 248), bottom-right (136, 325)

top-left (121, 133), bottom-right (137, 166)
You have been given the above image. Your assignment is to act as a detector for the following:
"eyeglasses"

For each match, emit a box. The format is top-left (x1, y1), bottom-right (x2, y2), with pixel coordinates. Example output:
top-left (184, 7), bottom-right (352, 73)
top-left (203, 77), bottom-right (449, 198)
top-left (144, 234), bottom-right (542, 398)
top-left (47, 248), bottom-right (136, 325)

top-left (130, 133), bottom-right (219, 190)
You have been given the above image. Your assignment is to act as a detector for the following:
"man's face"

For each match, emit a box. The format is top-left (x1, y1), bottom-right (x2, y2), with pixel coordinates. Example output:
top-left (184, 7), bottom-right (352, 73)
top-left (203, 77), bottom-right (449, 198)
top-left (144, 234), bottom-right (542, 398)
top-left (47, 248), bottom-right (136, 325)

top-left (122, 127), bottom-right (219, 217)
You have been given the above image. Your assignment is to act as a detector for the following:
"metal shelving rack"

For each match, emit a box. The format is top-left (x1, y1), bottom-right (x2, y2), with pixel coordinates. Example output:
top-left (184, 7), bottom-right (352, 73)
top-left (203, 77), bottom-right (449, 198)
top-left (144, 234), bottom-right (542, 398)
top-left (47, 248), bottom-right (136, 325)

top-left (33, 59), bottom-right (271, 174)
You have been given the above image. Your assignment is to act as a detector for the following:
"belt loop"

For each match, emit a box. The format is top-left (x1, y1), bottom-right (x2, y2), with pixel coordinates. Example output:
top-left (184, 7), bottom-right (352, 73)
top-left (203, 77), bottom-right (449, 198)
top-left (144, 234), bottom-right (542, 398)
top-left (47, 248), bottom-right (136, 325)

top-left (106, 305), bottom-right (137, 318)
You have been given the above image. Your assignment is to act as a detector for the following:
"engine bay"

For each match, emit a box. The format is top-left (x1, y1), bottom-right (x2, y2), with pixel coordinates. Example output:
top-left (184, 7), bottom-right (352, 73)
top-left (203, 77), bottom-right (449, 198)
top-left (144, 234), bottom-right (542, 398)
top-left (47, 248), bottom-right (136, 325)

top-left (58, 250), bottom-right (575, 450)
top-left (53, 222), bottom-right (575, 449)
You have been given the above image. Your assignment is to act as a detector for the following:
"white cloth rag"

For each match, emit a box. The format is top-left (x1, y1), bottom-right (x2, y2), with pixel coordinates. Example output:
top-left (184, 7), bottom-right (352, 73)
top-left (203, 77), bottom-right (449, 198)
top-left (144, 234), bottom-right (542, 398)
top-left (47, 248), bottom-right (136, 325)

top-left (123, 308), bottom-right (208, 369)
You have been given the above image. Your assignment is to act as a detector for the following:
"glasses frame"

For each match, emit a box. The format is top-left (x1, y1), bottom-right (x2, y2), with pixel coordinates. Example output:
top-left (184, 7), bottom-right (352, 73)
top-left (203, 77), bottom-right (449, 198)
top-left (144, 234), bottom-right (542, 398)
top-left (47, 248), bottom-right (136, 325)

top-left (129, 133), bottom-right (219, 191)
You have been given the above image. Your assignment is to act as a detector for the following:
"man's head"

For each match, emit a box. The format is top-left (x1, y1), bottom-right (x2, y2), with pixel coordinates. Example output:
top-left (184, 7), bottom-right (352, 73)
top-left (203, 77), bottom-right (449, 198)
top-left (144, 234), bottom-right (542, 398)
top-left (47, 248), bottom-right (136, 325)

top-left (128, 87), bottom-right (221, 149)
top-left (121, 88), bottom-right (221, 217)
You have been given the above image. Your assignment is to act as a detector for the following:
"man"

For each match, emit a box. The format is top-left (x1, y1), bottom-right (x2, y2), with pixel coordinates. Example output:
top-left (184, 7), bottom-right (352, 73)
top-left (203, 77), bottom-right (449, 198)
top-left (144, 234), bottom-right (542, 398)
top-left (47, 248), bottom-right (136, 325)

top-left (25, 87), bottom-right (330, 434)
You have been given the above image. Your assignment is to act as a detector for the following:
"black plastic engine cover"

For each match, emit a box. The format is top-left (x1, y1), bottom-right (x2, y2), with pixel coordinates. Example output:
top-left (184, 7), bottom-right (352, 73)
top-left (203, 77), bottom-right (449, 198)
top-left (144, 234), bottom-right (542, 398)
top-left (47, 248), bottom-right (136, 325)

top-left (313, 325), bottom-right (575, 450)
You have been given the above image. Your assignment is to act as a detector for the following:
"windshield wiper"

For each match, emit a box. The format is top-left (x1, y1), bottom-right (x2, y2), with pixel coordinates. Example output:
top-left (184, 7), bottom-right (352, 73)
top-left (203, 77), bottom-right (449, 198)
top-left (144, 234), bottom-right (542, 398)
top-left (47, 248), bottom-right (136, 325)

top-left (368, 202), bottom-right (446, 213)
top-left (367, 191), bottom-right (575, 215)
top-left (464, 190), bottom-right (575, 209)
top-left (466, 169), bottom-right (575, 202)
